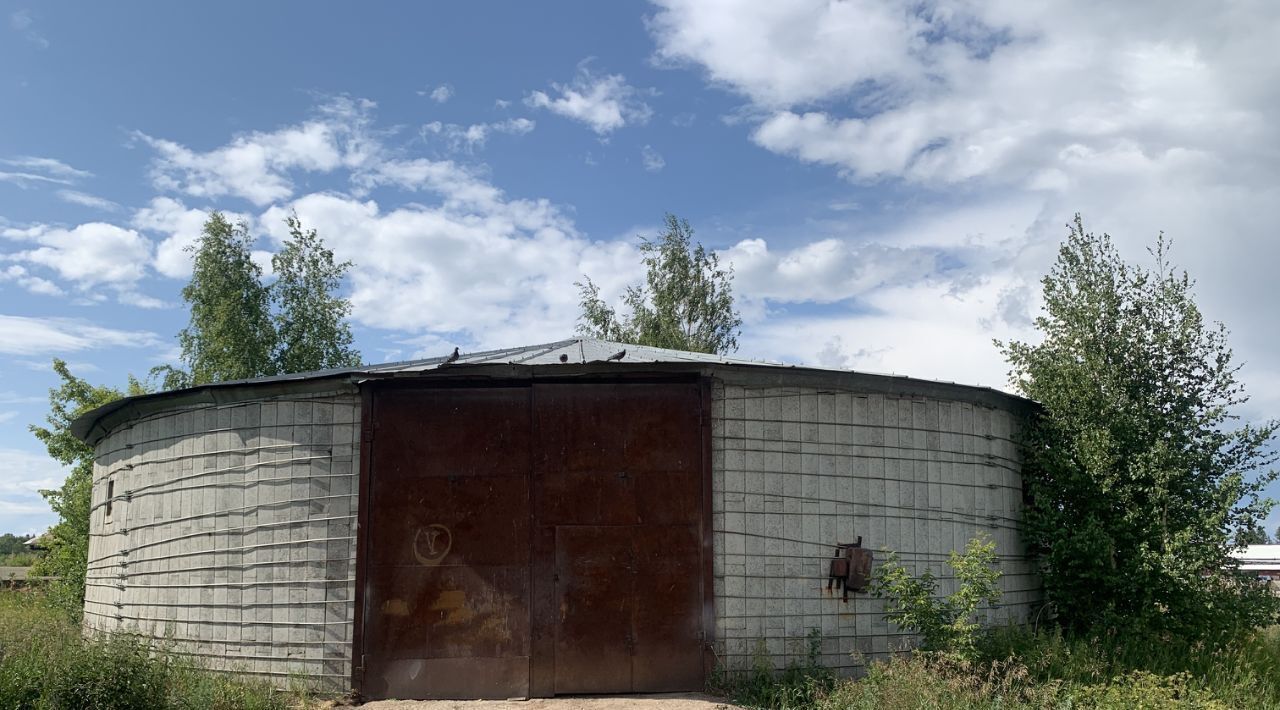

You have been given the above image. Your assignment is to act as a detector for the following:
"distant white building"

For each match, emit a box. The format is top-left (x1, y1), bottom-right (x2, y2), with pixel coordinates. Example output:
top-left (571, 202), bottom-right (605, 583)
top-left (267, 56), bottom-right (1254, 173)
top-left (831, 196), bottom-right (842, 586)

top-left (1232, 544), bottom-right (1280, 587)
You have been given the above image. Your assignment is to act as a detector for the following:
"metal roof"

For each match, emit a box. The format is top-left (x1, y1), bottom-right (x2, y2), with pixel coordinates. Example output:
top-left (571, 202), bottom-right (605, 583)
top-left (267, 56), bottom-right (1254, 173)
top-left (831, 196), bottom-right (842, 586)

top-left (361, 337), bottom-right (785, 372)
top-left (71, 337), bottom-right (1031, 445)
top-left (1232, 544), bottom-right (1280, 570)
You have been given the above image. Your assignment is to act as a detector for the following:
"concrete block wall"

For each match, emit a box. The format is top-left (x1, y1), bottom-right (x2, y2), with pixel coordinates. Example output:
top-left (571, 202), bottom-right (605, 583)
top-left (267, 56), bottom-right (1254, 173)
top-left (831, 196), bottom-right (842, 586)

top-left (83, 389), bottom-right (361, 689)
top-left (709, 376), bottom-right (1040, 675)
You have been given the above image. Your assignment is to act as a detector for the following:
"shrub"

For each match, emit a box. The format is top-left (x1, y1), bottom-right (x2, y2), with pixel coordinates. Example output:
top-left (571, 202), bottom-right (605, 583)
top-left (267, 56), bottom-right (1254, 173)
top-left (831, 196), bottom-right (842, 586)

top-left (872, 535), bottom-right (1001, 659)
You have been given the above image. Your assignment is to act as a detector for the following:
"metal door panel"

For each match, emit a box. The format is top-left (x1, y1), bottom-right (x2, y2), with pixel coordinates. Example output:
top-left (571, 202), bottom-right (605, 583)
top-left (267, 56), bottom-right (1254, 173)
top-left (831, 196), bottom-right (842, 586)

top-left (536, 469), bottom-right (636, 526)
top-left (366, 476), bottom-right (529, 568)
top-left (535, 383), bottom-right (700, 473)
top-left (374, 387), bottom-right (531, 478)
top-left (633, 470), bottom-right (701, 525)
top-left (534, 382), bottom-right (705, 695)
top-left (631, 524), bottom-right (704, 692)
top-left (377, 658), bottom-right (529, 700)
top-left (553, 525), bottom-right (633, 694)
top-left (363, 565), bottom-right (530, 659)
top-left (363, 385), bottom-right (532, 700)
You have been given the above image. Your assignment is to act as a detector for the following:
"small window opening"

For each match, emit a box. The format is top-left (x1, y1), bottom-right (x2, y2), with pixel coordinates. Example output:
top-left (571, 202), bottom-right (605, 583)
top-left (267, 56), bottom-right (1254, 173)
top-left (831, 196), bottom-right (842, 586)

top-left (105, 479), bottom-right (114, 521)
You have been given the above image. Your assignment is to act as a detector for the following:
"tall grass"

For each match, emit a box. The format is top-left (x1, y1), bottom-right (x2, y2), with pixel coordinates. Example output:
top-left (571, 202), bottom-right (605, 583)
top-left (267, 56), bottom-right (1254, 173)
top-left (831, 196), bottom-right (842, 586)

top-left (0, 552), bottom-right (41, 567)
top-left (718, 625), bottom-right (1280, 710)
top-left (978, 624), bottom-right (1280, 709)
top-left (0, 587), bottom-right (294, 709)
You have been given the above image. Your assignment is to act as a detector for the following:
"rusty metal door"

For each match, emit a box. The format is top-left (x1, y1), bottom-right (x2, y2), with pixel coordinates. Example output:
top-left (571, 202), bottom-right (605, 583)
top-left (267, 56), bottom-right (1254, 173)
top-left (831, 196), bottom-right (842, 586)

top-left (360, 379), bottom-right (706, 700)
top-left (361, 386), bottom-right (533, 699)
top-left (531, 382), bottom-right (705, 695)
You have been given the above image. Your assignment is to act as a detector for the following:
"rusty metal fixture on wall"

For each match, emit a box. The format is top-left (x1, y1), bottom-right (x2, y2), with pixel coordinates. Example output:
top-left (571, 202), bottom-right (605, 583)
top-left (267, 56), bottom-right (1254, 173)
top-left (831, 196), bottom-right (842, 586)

top-left (826, 537), bottom-right (873, 603)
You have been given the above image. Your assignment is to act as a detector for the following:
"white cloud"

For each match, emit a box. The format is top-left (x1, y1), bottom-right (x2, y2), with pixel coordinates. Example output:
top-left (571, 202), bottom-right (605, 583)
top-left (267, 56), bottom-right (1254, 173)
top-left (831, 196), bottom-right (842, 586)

top-left (1, 157), bottom-right (90, 179)
top-left (0, 172), bottom-right (71, 188)
top-left (0, 315), bottom-right (162, 356)
top-left (9, 10), bottom-right (48, 49)
top-left (648, 0), bottom-right (1280, 416)
top-left (56, 190), bottom-right (119, 212)
top-left (257, 187), bottom-right (642, 348)
top-left (0, 264), bottom-right (63, 296)
top-left (0, 157), bottom-right (91, 189)
top-left (421, 84), bottom-right (454, 103)
top-left (650, 0), bottom-right (936, 107)
top-left (723, 238), bottom-right (943, 305)
top-left (641, 145), bottom-right (665, 172)
top-left (2, 222), bottom-right (152, 291)
top-left (525, 62), bottom-right (653, 134)
top-left (421, 118), bottom-right (535, 151)
top-left (650, 1), bottom-right (1280, 190)
top-left (0, 447), bottom-right (68, 534)
top-left (134, 96), bottom-right (375, 206)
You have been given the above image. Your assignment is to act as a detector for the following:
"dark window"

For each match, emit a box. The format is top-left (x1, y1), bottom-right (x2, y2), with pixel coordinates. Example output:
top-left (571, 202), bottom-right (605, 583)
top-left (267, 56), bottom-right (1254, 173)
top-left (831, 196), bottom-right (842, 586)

top-left (105, 479), bottom-right (114, 521)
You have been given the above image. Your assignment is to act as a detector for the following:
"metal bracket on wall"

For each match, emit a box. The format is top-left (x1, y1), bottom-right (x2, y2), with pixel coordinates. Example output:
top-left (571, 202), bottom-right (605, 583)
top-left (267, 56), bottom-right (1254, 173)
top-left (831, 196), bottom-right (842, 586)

top-left (825, 536), bottom-right (874, 603)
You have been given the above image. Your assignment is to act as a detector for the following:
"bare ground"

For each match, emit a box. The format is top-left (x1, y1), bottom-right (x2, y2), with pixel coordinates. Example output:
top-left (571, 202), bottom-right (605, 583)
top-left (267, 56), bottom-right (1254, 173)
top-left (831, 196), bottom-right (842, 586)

top-left (352, 693), bottom-right (739, 710)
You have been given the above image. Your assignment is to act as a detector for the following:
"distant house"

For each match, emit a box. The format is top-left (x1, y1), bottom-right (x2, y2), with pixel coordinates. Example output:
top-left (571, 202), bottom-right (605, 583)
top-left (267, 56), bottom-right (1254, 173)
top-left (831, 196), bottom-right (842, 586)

top-left (1232, 544), bottom-right (1280, 588)
top-left (22, 531), bottom-right (51, 551)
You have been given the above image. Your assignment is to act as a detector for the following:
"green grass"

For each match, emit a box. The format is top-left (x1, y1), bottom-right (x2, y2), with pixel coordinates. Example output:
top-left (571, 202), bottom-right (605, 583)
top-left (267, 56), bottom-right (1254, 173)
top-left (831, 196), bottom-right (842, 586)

top-left (716, 626), bottom-right (1280, 710)
top-left (0, 552), bottom-right (41, 567)
top-left (0, 587), bottom-right (299, 710)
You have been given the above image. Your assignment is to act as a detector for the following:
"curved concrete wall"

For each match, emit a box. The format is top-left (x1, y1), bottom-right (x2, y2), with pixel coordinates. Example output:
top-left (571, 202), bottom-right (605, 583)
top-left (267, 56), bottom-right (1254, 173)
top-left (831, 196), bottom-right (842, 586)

top-left (708, 373), bottom-right (1038, 674)
top-left (83, 389), bottom-right (361, 689)
top-left (82, 367), bottom-right (1037, 692)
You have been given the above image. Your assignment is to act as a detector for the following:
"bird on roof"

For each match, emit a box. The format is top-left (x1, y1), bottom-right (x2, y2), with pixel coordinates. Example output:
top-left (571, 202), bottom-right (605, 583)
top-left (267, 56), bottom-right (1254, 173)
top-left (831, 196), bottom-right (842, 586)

top-left (606, 349), bottom-right (626, 361)
top-left (444, 347), bottom-right (460, 364)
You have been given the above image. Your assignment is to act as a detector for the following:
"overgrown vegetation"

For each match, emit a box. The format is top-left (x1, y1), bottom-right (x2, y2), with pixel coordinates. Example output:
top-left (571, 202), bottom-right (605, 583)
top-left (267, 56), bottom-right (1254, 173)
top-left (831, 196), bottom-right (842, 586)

top-left (576, 213), bottom-right (742, 354)
top-left (719, 626), bottom-right (1280, 709)
top-left (0, 553), bottom-right (39, 568)
top-left (998, 215), bottom-right (1279, 643)
top-left (0, 588), bottom-right (292, 709)
top-left (872, 535), bottom-right (1001, 660)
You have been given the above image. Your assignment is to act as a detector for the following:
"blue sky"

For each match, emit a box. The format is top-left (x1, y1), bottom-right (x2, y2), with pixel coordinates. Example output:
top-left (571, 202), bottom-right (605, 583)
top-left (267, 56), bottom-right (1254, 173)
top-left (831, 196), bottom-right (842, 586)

top-left (3, 1), bottom-right (1279, 535)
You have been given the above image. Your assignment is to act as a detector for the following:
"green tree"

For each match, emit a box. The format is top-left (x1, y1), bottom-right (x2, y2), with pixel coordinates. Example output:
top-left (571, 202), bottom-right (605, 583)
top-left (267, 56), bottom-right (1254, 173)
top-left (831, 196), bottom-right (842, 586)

top-left (577, 214), bottom-right (742, 354)
top-left (999, 215), bottom-right (1279, 643)
top-left (0, 533), bottom-right (28, 556)
top-left (176, 211), bottom-right (277, 386)
top-left (30, 360), bottom-right (146, 614)
top-left (1237, 524), bottom-right (1273, 546)
top-left (272, 213), bottom-right (361, 373)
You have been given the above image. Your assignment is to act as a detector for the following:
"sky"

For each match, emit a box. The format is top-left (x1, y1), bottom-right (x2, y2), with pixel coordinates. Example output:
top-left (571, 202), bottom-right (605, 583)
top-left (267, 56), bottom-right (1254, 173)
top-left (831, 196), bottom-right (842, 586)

top-left (2, 1), bottom-right (1279, 535)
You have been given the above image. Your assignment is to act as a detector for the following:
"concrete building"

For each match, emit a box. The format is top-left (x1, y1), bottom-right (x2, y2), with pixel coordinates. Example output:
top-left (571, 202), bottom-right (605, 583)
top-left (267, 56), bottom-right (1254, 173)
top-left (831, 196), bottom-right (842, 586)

top-left (73, 338), bottom-right (1040, 700)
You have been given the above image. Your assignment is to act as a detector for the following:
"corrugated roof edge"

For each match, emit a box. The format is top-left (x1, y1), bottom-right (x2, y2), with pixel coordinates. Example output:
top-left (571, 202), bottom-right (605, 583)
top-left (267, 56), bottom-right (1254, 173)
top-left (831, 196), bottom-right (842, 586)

top-left (70, 337), bottom-right (1036, 446)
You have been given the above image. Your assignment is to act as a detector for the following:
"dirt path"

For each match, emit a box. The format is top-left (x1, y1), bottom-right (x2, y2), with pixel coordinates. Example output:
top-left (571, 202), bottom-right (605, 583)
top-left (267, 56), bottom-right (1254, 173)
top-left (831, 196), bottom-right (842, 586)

top-left (355, 693), bottom-right (739, 710)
